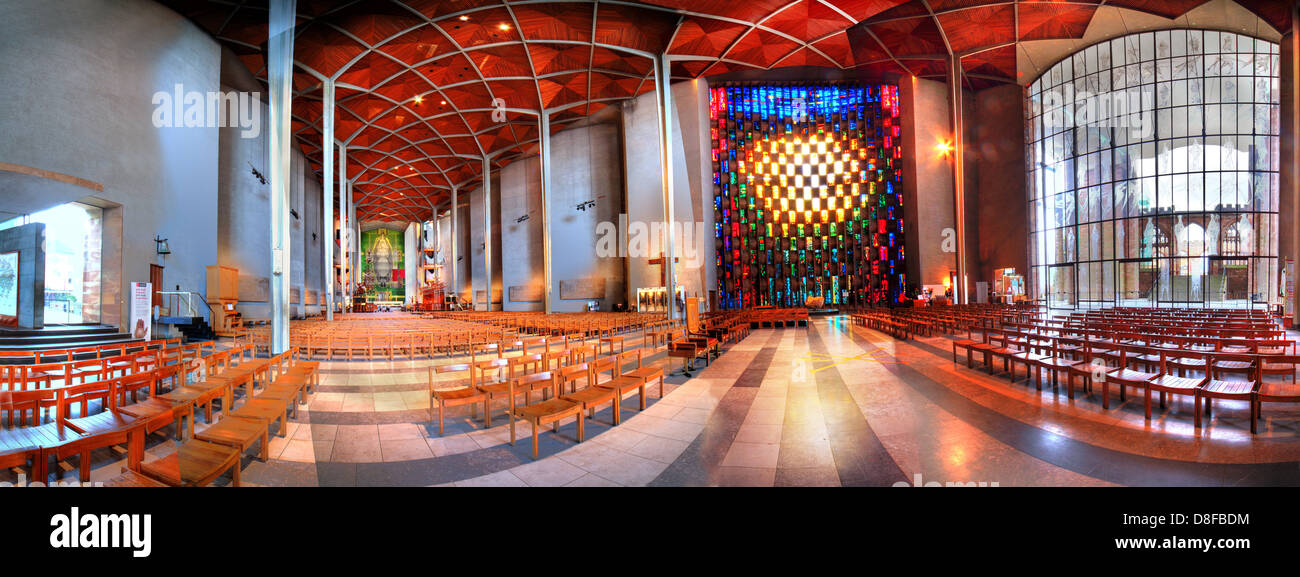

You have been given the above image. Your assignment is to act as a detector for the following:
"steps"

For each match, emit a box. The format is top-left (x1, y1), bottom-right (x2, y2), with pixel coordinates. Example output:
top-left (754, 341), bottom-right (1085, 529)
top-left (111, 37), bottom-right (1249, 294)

top-left (161, 316), bottom-right (217, 343)
top-left (0, 324), bottom-right (139, 351)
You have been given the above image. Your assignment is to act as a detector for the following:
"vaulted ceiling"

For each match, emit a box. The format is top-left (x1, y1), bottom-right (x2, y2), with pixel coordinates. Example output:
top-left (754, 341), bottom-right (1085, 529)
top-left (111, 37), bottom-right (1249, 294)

top-left (160, 0), bottom-right (1290, 222)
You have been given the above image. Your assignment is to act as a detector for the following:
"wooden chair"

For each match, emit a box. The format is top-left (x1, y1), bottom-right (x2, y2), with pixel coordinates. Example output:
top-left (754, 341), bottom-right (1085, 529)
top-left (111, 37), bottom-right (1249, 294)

top-left (114, 371), bottom-right (192, 440)
top-left (1200, 353), bottom-right (1259, 433)
top-left (1146, 350), bottom-right (1207, 425)
top-left (560, 357), bottom-right (622, 426)
top-left (1102, 345), bottom-right (1159, 410)
top-left (507, 372), bottom-right (586, 460)
top-left (0, 387), bottom-right (60, 482)
top-left (428, 363), bottom-right (486, 435)
top-left (477, 359), bottom-right (530, 428)
top-left (139, 439), bottom-right (241, 487)
top-left (597, 349), bottom-right (652, 416)
top-left (1256, 354), bottom-right (1300, 429)
top-left (194, 415), bottom-right (271, 462)
top-left (54, 379), bottom-right (148, 482)
top-left (555, 362), bottom-right (589, 396)
top-left (1212, 341), bottom-right (1256, 379)
top-left (620, 347), bottom-right (666, 399)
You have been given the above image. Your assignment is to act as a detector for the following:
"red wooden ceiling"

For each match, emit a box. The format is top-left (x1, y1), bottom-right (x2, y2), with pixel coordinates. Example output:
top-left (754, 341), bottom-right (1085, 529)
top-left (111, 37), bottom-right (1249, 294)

top-left (160, 0), bottom-right (1289, 222)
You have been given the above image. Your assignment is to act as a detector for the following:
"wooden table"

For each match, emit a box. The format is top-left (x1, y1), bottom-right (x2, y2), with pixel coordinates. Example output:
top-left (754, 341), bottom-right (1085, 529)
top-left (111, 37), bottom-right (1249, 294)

top-left (140, 439), bottom-right (241, 486)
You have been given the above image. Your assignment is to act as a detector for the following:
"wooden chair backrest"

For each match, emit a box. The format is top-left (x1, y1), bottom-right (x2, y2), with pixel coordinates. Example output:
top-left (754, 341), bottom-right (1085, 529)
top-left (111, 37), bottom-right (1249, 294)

top-left (617, 349), bottom-right (643, 374)
top-left (432, 363), bottom-right (475, 389)
top-left (558, 362), bottom-right (589, 388)
top-left (58, 378), bottom-right (117, 433)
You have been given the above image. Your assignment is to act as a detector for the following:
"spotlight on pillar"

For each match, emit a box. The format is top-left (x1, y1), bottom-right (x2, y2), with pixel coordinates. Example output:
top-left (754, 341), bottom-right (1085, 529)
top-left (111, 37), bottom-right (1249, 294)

top-left (936, 139), bottom-right (954, 157)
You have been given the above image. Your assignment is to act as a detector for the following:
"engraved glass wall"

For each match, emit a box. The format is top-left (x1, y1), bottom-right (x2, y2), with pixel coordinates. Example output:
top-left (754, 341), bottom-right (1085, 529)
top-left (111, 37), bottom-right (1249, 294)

top-left (1027, 30), bottom-right (1280, 308)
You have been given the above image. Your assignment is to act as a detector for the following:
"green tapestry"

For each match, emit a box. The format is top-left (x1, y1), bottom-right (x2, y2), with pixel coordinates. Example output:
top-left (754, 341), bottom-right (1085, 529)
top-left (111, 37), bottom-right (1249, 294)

top-left (360, 228), bottom-right (405, 302)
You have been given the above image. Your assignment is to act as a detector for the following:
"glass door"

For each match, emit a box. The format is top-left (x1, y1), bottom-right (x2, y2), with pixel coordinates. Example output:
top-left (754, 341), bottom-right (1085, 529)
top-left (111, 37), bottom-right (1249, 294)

top-left (1206, 257), bottom-right (1249, 307)
top-left (1047, 264), bottom-right (1076, 310)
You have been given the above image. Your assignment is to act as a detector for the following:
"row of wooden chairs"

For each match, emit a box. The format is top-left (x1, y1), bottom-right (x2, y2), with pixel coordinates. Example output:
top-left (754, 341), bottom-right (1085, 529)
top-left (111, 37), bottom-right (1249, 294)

top-left (2, 341), bottom-right (317, 486)
top-left (951, 325), bottom-right (1299, 433)
top-left (428, 344), bottom-right (666, 458)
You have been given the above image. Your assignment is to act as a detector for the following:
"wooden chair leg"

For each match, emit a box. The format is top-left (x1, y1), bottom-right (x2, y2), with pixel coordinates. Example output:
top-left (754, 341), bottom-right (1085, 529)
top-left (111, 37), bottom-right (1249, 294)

top-left (1194, 394), bottom-right (1202, 429)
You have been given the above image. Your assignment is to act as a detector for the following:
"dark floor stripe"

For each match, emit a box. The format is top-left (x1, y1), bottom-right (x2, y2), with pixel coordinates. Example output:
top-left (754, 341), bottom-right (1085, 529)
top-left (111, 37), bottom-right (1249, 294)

top-left (841, 322), bottom-right (1300, 486)
top-left (649, 330), bottom-right (786, 486)
top-left (800, 324), bottom-right (908, 487)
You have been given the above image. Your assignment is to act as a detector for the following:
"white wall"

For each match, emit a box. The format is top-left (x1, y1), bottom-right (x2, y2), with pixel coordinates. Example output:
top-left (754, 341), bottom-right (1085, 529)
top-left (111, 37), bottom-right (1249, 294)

top-left (0, 0), bottom-right (220, 328)
top-left (621, 80), bottom-right (714, 312)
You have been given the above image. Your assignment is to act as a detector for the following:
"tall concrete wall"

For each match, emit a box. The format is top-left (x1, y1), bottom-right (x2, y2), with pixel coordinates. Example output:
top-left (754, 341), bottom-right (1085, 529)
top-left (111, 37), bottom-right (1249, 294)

top-left (497, 123), bottom-right (626, 312)
top-left (0, 0), bottom-right (325, 330)
top-left (622, 80), bottom-right (714, 311)
top-left (216, 47), bottom-right (323, 320)
top-left (548, 123), bottom-right (626, 311)
top-left (974, 83), bottom-right (1029, 286)
top-left (0, 224), bottom-right (46, 328)
top-left (468, 175), bottom-right (502, 310)
top-left (900, 76), bottom-right (958, 292)
top-left (499, 156), bottom-right (544, 311)
top-left (0, 0), bottom-right (220, 328)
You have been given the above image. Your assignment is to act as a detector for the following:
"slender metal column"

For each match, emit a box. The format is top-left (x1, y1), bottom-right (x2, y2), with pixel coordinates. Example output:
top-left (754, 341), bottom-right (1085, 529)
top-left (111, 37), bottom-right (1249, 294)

top-left (653, 53), bottom-right (677, 320)
top-left (451, 186), bottom-right (459, 307)
top-left (267, 0), bottom-right (295, 353)
top-left (482, 156), bottom-right (493, 312)
top-left (540, 112), bottom-right (553, 314)
top-left (948, 53), bottom-right (968, 305)
top-left (322, 80), bottom-right (334, 321)
top-left (339, 145), bottom-right (348, 311)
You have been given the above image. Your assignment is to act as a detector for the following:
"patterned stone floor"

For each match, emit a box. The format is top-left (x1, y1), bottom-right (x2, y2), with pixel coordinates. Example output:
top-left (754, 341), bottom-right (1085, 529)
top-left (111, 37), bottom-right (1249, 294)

top-left (14, 317), bottom-right (1300, 486)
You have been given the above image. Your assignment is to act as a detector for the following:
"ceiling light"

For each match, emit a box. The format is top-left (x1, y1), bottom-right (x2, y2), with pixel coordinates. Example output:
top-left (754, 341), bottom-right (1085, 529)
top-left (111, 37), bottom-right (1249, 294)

top-left (458, 15), bottom-right (469, 21)
top-left (413, 95), bottom-right (423, 104)
top-left (498, 23), bottom-right (511, 31)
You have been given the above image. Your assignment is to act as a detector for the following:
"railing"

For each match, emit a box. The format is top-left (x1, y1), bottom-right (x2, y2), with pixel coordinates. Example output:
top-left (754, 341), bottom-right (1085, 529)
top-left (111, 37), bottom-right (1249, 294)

top-left (159, 291), bottom-right (210, 319)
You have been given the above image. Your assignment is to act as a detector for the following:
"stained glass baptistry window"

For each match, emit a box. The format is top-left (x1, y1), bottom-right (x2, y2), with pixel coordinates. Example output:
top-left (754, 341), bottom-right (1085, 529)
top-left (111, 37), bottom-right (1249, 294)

top-left (710, 84), bottom-right (905, 309)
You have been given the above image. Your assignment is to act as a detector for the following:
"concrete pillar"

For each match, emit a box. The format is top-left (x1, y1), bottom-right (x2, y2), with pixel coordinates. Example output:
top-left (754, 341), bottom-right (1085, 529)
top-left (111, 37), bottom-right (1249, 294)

top-left (654, 54), bottom-right (677, 320)
top-left (267, 0), bottom-right (295, 353)
top-left (948, 54), bottom-right (968, 305)
top-left (540, 112), bottom-right (553, 314)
